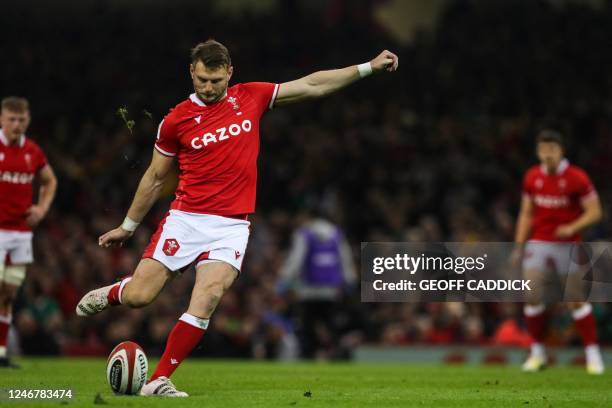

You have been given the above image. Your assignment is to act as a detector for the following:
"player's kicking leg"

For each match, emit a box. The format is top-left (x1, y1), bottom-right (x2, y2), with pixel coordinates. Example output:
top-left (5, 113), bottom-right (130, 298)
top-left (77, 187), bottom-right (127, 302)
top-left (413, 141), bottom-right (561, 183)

top-left (76, 258), bottom-right (172, 316)
top-left (140, 261), bottom-right (238, 397)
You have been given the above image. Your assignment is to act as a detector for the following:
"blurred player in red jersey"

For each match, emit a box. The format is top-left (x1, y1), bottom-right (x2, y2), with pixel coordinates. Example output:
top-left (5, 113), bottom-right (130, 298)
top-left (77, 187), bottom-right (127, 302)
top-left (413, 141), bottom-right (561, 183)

top-left (0, 97), bottom-right (57, 368)
top-left (76, 40), bottom-right (398, 396)
top-left (515, 129), bottom-right (604, 374)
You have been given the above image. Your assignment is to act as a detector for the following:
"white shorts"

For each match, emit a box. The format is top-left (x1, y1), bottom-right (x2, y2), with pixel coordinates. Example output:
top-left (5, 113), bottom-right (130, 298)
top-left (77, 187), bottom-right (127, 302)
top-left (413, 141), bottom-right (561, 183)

top-left (522, 241), bottom-right (587, 275)
top-left (0, 229), bottom-right (33, 266)
top-left (143, 210), bottom-right (250, 273)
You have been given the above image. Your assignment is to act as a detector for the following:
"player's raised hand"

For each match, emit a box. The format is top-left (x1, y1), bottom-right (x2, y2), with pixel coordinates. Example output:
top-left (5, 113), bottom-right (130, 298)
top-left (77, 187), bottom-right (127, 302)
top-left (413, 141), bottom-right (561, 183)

top-left (99, 227), bottom-right (133, 248)
top-left (370, 50), bottom-right (399, 73)
top-left (25, 204), bottom-right (46, 227)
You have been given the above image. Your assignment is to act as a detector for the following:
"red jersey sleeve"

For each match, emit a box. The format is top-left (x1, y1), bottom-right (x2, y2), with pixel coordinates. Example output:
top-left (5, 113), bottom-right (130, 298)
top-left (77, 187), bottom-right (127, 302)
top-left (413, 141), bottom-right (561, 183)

top-left (34, 144), bottom-right (48, 172)
top-left (243, 82), bottom-right (280, 115)
top-left (574, 169), bottom-right (597, 202)
top-left (522, 170), bottom-right (533, 198)
top-left (154, 115), bottom-right (179, 157)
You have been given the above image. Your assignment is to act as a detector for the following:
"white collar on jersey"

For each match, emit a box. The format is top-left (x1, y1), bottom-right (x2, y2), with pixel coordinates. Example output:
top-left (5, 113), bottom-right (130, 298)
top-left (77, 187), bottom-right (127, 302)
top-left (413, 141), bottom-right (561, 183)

top-left (541, 158), bottom-right (569, 175)
top-left (189, 93), bottom-right (206, 107)
top-left (0, 129), bottom-right (25, 147)
top-left (189, 91), bottom-right (229, 107)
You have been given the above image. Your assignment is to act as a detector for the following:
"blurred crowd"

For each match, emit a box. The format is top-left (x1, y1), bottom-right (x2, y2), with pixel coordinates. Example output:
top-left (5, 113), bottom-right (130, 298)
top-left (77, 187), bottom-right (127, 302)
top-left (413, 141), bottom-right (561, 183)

top-left (4, 0), bottom-right (612, 358)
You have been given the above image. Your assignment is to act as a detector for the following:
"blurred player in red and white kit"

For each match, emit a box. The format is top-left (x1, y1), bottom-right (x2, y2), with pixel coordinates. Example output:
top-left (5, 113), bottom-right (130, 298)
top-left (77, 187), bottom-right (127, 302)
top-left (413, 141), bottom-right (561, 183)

top-left (515, 129), bottom-right (604, 374)
top-left (0, 97), bottom-right (57, 367)
top-left (76, 40), bottom-right (398, 396)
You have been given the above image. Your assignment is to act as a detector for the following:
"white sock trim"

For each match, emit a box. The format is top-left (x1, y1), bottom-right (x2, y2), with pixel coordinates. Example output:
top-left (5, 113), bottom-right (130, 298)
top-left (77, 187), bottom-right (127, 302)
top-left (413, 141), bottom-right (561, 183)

top-left (572, 303), bottom-right (593, 320)
top-left (0, 345), bottom-right (6, 358)
top-left (524, 304), bottom-right (545, 317)
top-left (0, 314), bottom-right (11, 324)
top-left (179, 313), bottom-right (209, 330)
top-left (118, 277), bottom-right (133, 304)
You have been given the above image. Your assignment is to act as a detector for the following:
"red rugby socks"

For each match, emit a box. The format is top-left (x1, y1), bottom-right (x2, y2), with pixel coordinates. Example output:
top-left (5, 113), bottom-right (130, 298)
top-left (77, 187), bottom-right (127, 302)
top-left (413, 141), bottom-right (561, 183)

top-left (107, 277), bottom-right (132, 306)
top-left (0, 314), bottom-right (10, 358)
top-left (150, 313), bottom-right (209, 381)
top-left (573, 303), bottom-right (598, 347)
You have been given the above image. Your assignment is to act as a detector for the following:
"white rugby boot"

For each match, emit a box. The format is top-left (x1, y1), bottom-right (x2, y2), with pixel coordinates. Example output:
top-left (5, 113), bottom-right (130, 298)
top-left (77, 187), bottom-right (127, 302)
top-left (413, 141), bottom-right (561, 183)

top-left (140, 376), bottom-right (188, 397)
top-left (522, 342), bottom-right (547, 372)
top-left (586, 345), bottom-right (605, 375)
top-left (522, 354), bottom-right (547, 372)
top-left (75, 283), bottom-right (117, 316)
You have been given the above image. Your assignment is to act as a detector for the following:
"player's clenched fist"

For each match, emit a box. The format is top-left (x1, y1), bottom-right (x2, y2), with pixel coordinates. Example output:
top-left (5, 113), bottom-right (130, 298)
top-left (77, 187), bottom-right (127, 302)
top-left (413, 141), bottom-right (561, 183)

top-left (370, 50), bottom-right (399, 73)
top-left (99, 227), bottom-right (133, 248)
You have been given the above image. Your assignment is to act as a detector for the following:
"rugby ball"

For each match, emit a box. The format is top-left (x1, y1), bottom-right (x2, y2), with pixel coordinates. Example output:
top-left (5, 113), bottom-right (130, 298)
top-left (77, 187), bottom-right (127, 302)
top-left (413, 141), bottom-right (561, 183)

top-left (106, 341), bottom-right (148, 395)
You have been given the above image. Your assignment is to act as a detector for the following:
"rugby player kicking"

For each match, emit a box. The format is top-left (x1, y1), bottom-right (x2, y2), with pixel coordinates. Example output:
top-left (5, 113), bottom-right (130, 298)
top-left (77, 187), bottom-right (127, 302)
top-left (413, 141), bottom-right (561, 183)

top-left (77, 40), bottom-right (398, 396)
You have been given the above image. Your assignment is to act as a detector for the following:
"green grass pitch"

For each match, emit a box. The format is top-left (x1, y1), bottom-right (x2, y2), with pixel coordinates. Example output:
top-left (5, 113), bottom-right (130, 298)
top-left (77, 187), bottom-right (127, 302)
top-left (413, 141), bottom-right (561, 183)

top-left (1, 358), bottom-right (610, 407)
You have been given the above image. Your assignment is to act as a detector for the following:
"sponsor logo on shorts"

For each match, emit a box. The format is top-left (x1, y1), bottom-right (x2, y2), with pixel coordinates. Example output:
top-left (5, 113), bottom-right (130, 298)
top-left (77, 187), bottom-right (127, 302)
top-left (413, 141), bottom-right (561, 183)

top-left (163, 239), bottom-right (180, 256)
top-left (235, 250), bottom-right (241, 259)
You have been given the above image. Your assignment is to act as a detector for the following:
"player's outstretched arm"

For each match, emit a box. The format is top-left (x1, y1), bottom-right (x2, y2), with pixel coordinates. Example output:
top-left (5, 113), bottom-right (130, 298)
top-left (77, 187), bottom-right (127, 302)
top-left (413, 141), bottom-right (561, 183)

top-left (274, 50), bottom-right (398, 106)
top-left (99, 150), bottom-right (174, 248)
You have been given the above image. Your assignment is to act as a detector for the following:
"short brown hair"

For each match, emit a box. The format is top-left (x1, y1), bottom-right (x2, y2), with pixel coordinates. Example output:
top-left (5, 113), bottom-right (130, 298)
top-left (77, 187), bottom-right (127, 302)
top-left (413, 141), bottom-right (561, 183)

top-left (536, 128), bottom-right (564, 147)
top-left (191, 40), bottom-right (231, 68)
top-left (1, 96), bottom-right (29, 113)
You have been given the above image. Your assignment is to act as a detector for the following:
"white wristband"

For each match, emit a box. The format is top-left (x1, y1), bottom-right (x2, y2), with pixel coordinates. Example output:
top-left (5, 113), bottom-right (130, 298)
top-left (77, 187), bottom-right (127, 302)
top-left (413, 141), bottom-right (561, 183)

top-left (357, 62), bottom-right (373, 78)
top-left (121, 216), bottom-right (140, 232)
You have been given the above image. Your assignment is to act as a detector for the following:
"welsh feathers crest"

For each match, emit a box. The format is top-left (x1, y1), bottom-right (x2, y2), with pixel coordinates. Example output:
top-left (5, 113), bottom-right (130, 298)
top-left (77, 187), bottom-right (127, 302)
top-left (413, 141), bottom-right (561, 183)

top-left (227, 96), bottom-right (240, 110)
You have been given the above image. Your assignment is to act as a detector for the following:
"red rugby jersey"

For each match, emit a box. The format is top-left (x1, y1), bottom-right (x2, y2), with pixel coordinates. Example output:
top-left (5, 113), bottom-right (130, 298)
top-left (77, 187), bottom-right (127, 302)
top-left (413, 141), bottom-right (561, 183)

top-left (154, 82), bottom-right (279, 215)
top-left (0, 130), bottom-right (48, 231)
top-left (522, 159), bottom-right (597, 242)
